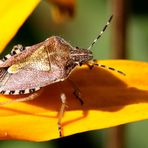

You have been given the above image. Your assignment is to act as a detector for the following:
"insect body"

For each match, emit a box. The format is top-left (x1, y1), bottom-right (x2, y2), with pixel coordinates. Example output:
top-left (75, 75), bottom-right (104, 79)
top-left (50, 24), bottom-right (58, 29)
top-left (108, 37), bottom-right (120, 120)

top-left (0, 15), bottom-right (125, 136)
top-left (0, 37), bottom-right (92, 95)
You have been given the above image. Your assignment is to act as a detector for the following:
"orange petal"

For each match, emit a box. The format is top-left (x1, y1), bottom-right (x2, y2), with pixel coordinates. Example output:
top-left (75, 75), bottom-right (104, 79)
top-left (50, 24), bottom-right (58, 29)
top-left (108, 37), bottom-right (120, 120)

top-left (0, 0), bottom-right (40, 53)
top-left (47, 0), bottom-right (76, 23)
top-left (0, 60), bottom-right (148, 141)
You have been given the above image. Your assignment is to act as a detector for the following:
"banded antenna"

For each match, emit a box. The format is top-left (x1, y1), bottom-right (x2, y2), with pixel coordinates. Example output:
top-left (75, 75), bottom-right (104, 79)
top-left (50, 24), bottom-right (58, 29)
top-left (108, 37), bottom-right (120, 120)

top-left (93, 63), bottom-right (126, 76)
top-left (88, 15), bottom-right (113, 50)
top-left (87, 15), bottom-right (126, 76)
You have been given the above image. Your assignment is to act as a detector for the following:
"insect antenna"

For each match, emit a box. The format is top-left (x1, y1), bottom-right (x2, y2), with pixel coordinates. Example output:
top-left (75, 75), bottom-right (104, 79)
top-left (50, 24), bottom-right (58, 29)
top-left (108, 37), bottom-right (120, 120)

top-left (93, 63), bottom-right (126, 76)
top-left (86, 15), bottom-right (125, 76)
top-left (88, 15), bottom-right (113, 50)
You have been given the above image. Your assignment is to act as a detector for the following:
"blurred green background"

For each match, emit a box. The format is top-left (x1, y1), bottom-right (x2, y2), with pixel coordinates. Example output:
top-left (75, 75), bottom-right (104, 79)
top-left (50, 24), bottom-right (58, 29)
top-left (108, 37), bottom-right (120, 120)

top-left (1, 0), bottom-right (148, 147)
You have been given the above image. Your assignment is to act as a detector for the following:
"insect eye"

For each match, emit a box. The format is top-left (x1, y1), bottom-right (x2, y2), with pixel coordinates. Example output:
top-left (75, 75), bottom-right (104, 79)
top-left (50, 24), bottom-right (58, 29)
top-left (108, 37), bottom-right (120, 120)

top-left (73, 47), bottom-right (79, 50)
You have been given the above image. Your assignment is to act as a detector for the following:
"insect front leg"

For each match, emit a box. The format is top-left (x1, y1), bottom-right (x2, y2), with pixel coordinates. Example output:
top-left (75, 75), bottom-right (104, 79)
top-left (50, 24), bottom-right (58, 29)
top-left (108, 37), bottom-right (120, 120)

top-left (0, 89), bottom-right (43, 105)
top-left (68, 78), bottom-right (84, 105)
top-left (58, 93), bottom-right (68, 137)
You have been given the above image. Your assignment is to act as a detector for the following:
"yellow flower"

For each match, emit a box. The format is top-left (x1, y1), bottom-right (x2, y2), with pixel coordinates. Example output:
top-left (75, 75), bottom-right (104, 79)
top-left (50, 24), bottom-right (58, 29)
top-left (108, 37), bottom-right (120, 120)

top-left (1, 60), bottom-right (148, 141)
top-left (0, 0), bottom-right (148, 142)
top-left (0, 0), bottom-right (40, 53)
top-left (0, 0), bottom-right (75, 52)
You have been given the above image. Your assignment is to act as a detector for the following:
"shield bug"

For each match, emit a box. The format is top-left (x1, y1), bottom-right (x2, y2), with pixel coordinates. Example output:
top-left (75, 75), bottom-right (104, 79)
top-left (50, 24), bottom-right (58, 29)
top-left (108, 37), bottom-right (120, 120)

top-left (0, 15), bottom-right (125, 137)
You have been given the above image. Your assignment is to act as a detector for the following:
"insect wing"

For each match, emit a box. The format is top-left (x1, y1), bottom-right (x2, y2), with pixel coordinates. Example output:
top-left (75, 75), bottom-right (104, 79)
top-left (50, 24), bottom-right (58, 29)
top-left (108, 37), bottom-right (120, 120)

top-left (0, 46), bottom-right (60, 95)
top-left (0, 41), bottom-right (46, 68)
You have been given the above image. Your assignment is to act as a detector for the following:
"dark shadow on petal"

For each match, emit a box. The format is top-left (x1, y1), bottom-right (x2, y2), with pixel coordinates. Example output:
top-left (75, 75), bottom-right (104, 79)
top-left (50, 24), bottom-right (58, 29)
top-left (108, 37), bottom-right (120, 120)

top-left (1, 64), bottom-right (148, 128)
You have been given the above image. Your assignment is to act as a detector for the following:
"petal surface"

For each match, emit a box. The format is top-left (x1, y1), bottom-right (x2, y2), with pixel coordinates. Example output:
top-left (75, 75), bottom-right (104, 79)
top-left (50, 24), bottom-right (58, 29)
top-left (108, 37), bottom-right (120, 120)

top-left (0, 60), bottom-right (148, 141)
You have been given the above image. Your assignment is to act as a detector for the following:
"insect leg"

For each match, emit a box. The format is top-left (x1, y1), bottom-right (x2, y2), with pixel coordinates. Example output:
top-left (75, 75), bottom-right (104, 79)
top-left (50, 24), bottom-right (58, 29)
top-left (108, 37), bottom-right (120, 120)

top-left (67, 78), bottom-right (84, 105)
top-left (0, 89), bottom-right (43, 105)
top-left (11, 44), bottom-right (24, 54)
top-left (58, 93), bottom-right (67, 137)
top-left (0, 45), bottom-right (25, 64)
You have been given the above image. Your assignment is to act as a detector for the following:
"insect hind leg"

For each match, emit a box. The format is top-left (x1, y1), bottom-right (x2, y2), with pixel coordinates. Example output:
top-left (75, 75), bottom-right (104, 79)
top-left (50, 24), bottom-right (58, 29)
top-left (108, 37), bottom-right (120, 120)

top-left (11, 44), bottom-right (24, 55)
top-left (0, 44), bottom-right (25, 63)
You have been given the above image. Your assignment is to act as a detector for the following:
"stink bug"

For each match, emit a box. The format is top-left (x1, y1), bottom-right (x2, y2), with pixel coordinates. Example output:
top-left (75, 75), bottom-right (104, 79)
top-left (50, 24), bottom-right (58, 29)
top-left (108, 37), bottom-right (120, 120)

top-left (0, 15), bottom-right (125, 137)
